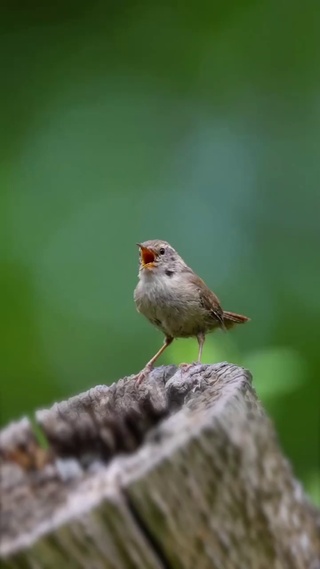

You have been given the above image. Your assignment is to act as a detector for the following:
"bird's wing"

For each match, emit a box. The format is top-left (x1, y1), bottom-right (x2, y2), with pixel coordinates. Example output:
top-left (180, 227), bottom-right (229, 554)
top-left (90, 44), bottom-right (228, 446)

top-left (182, 268), bottom-right (225, 328)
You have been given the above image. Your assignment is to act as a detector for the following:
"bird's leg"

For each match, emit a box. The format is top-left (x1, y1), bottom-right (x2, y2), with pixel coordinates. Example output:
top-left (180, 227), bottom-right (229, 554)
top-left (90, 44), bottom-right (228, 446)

top-left (197, 332), bottom-right (205, 363)
top-left (179, 332), bottom-right (205, 371)
top-left (136, 336), bottom-right (173, 385)
top-left (145, 336), bottom-right (173, 369)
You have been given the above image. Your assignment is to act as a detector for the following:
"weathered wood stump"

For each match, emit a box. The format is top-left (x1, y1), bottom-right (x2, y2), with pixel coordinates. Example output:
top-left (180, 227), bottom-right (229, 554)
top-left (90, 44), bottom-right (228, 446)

top-left (1, 363), bottom-right (319, 569)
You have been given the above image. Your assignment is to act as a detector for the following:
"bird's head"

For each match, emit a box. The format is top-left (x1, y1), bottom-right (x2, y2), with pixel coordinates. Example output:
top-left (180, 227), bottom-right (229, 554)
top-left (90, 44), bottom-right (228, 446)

top-left (136, 240), bottom-right (185, 277)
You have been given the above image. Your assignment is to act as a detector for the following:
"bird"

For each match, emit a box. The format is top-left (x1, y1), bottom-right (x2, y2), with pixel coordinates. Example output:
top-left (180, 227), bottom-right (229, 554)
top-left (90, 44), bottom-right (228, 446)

top-left (134, 239), bottom-right (249, 384)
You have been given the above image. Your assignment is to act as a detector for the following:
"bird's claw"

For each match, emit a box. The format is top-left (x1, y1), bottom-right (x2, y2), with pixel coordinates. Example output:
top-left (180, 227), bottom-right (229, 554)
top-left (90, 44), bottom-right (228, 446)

top-left (178, 361), bottom-right (198, 372)
top-left (135, 365), bottom-right (153, 386)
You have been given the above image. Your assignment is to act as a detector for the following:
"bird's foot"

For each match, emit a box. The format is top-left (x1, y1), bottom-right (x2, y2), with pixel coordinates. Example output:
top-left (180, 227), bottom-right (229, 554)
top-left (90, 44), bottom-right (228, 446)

top-left (178, 361), bottom-right (198, 372)
top-left (135, 364), bottom-right (153, 386)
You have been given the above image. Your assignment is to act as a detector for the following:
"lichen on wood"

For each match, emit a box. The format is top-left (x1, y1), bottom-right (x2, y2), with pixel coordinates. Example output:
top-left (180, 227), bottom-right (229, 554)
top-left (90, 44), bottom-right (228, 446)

top-left (1, 363), bottom-right (319, 569)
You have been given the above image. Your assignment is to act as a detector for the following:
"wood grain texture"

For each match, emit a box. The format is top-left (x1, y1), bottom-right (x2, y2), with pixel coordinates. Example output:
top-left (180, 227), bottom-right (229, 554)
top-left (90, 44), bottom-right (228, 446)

top-left (1, 363), bottom-right (319, 569)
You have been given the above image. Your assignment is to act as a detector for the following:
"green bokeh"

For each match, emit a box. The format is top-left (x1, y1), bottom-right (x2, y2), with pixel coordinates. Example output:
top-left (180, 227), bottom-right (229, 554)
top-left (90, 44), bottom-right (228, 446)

top-left (1, 0), bottom-right (319, 505)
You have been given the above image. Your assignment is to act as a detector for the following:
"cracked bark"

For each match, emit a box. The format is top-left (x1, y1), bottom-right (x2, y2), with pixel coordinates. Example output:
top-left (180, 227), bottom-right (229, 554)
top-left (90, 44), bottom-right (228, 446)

top-left (1, 363), bottom-right (319, 569)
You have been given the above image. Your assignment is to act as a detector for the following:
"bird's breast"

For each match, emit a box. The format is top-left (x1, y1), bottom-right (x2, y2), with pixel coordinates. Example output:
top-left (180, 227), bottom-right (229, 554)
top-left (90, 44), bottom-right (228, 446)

top-left (134, 272), bottom-right (209, 337)
top-left (134, 271), bottom-right (180, 313)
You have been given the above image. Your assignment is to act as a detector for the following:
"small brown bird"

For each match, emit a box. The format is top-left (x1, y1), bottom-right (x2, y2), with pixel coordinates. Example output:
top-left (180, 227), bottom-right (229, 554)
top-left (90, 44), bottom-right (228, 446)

top-left (134, 240), bottom-right (249, 383)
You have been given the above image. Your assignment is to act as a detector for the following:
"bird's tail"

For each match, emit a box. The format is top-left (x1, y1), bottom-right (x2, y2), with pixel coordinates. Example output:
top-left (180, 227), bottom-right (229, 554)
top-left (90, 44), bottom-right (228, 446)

top-left (222, 311), bottom-right (250, 330)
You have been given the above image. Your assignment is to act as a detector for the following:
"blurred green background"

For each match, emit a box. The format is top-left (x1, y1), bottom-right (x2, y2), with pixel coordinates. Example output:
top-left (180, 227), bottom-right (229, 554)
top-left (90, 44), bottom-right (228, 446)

top-left (0, 0), bottom-right (319, 505)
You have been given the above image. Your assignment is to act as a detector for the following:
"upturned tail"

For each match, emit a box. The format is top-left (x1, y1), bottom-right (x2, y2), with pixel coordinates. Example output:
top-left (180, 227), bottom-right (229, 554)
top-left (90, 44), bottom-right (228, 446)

top-left (222, 311), bottom-right (250, 330)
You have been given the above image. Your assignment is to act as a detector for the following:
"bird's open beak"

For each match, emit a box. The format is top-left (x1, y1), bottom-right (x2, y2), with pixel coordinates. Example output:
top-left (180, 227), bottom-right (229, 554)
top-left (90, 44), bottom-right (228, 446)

top-left (136, 244), bottom-right (156, 267)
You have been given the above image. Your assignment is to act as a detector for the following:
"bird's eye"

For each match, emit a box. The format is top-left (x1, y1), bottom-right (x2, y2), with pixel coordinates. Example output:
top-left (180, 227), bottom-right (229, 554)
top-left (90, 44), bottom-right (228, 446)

top-left (159, 247), bottom-right (165, 255)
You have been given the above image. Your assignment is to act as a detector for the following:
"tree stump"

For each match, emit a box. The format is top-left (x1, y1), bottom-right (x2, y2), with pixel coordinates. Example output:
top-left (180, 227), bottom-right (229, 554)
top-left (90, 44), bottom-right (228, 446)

top-left (1, 363), bottom-right (319, 569)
